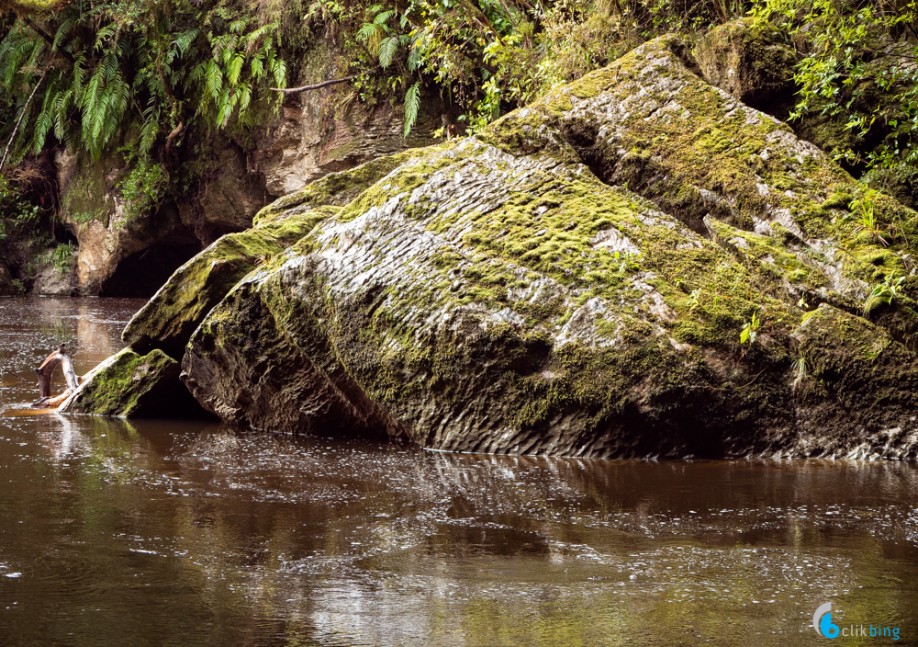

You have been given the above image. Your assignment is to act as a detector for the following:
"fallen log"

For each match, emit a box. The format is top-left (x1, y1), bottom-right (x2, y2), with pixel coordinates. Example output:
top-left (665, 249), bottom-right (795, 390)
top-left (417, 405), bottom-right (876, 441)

top-left (32, 343), bottom-right (80, 407)
top-left (60, 351), bottom-right (80, 391)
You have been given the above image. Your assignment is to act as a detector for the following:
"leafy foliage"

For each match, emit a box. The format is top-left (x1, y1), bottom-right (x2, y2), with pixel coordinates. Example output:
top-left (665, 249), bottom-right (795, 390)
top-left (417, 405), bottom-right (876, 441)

top-left (0, 174), bottom-right (40, 226)
top-left (0, 0), bottom-right (287, 165)
top-left (119, 156), bottom-right (168, 222)
top-left (864, 274), bottom-right (906, 315)
top-left (750, 0), bottom-right (918, 174)
top-left (740, 310), bottom-right (762, 345)
top-left (48, 241), bottom-right (75, 273)
top-left (311, 0), bottom-right (749, 135)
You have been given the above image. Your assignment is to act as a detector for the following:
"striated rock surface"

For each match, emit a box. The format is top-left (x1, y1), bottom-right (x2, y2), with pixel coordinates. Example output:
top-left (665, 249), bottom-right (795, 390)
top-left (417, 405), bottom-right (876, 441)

top-left (87, 36), bottom-right (916, 459)
top-left (59, 348), bottom-right (201, 418)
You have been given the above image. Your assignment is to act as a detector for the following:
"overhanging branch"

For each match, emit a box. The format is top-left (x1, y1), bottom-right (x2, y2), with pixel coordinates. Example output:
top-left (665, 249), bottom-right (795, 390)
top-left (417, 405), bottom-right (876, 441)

top-left (271, 74), bottom-right (357, 95)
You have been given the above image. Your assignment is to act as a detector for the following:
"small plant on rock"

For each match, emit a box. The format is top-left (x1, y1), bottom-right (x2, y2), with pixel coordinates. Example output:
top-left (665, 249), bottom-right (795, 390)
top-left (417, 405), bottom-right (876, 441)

top-left (863, 274), bottom-right (905, 315)
top-left (50, 242), bottom-right (75, 273)
top-left (791, 355), bottom-right (809, 393)
top-left (849, 188), bottom-right (890, 246)
top-left (740, 311), bottom-right (762, 345)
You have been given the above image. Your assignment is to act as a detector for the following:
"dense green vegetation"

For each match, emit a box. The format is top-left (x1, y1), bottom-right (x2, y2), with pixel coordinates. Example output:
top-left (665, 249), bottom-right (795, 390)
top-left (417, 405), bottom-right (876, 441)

top-left (3, 1), bottom-right (916, 166)
top-left (0, 0), bottom-right (292, 284)
top-left (302, 0), bottom-right (918, 165)
top-left (0, 0), bottom-right (286, 165)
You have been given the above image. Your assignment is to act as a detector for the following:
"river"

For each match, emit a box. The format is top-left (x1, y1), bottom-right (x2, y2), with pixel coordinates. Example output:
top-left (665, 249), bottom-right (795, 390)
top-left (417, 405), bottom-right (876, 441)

top-left (0, 298), bottom-right (916, 646)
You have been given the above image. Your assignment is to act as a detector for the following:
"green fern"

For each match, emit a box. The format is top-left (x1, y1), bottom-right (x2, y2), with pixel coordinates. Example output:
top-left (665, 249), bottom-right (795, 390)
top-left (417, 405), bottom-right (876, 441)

top-left (403, 81), bottom-right (420, 137)
top-left (378, 36), bottom-right (399, 68)
top-left (0, 3), bottom-right (286, 165)
top-left (356, 22), bottom-right (380, 45)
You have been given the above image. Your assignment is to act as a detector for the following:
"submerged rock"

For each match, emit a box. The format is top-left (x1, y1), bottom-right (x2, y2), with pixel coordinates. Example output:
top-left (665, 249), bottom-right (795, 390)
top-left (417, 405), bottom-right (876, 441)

top-left (89, 36), bottom-right (916, 458)
top-left (59, 348), bottom-right (202, 418)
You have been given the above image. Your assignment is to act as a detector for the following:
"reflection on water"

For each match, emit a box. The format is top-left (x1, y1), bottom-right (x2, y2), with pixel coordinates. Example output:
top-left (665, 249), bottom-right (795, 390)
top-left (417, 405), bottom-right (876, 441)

top-left (1, 298), bottom-right (917, 646)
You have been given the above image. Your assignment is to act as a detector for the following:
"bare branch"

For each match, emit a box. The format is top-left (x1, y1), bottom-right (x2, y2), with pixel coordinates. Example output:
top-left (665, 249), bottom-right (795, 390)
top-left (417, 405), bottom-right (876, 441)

top-left (0, 67), bottom-right (48, 172)
top-left (271, 74), bottom-right (357, 95)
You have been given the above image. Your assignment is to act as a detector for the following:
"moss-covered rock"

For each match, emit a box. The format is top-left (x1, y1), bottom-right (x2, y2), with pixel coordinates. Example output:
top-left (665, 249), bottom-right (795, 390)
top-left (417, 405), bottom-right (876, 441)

top-left (694, 19), bottom-right (798, 116)
top-left (59, 348), bottom-right (202, 418)
top-left (787, 305), bottom-right (918, 460)
top-left (95, 35), bottom-right (917, 458)
top-left (252, 150), bottom-right (426, 226)
top-left (488, 36), bottom-right (916, 327)
top-left (695, 20), bottom-right (918, 213)
top-left (122, 207), bottom-right (339, 357)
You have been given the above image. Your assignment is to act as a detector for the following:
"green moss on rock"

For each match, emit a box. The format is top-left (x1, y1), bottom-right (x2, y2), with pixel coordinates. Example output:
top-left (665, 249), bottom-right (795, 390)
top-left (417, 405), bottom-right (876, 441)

top-left (694, 19), bottom-right (798, 114)
top-left (59, 348), bottom-right (202, 418)
top-left (254, 150), bottom-right (427, 225)
top-left (790, 304), bottom-right (918, 458)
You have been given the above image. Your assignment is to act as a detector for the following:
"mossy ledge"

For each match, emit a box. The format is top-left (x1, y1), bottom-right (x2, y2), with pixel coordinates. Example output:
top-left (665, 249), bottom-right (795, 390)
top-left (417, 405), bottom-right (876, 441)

top-left (74, 35), bottom-right (916, 459)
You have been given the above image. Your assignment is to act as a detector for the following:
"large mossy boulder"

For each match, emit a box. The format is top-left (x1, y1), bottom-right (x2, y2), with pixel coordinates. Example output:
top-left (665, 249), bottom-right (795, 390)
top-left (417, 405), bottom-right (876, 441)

top-left (59, 348), bottom-right (202, 418)
top-left (95, 36), bottom-right (915, 458)
top-left (120, 154), bottom-right (430, 358)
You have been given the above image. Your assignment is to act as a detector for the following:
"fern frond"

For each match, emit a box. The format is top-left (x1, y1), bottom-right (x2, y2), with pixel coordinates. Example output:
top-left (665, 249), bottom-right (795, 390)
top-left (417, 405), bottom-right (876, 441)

top-left (94, 23), bottom-right (118, 51)
top-left (139, 106), bottom-right (160, 155)
top-left (373, 9), bottom-right (395, 26)
top-left (215, 89), bottom-right (235, 127)
top-left (171, 29), bottom-right (198, 58)
top-left (403, 81), bottom-right (420, 137)
top-left (378, 36), bottom-right (399, 68)
top-left (249, 55), bottom-right (264, 81)
top-left (52, 89), bottom-right (73, 140)
top-left (236, 83), bottom-right (252, 119)
top-left (32, 92), bottom-right (54, 153)
top-left (269, 57), bottom-right (286, 89)
top-left (52, 18), bottom-right (76, 51)
top-left (0, 28), bottom-right (40, 90)
top-left (246, 24), bottom-right (273, 44)
top-left (71, 56), bottom-right (85, 94)
top-left (205, 60), bottom-right (223, 99)
top-left (227, 54), bottom-right (244, 86)
top-left (407, 46), bottom-right (422, 72)
top-left (356, 22), bottom-right (379, 44)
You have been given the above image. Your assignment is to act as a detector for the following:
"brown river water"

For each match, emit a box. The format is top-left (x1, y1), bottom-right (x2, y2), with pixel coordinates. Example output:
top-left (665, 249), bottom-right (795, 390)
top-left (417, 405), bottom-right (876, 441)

top-left (0, 297), bottom-right (916, 646)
